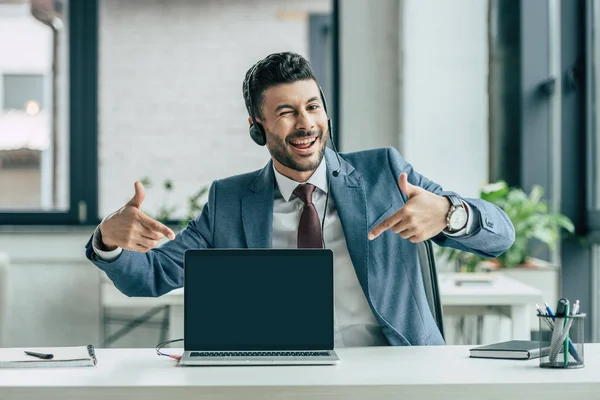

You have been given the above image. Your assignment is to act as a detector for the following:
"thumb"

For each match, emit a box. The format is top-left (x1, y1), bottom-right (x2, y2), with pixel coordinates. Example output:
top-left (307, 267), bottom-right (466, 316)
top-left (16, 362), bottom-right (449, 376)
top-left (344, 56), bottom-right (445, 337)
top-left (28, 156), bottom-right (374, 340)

top-left (398, 173), bottom-right (420, 198)
top-left (127, 181), bottom-right (145, 208)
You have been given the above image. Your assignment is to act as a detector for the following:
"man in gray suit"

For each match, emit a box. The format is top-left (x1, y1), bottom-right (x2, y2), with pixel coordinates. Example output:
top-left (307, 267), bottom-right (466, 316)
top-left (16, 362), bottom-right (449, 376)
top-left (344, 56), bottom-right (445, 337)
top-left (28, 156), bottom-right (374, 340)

top-left (86, 52), bottom-right (515, 346)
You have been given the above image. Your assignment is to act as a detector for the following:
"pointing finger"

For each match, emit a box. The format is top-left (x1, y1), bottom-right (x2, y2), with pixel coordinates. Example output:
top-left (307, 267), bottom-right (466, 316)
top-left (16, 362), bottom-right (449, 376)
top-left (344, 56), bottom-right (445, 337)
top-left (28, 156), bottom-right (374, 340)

top-left (140, 214), bottom-right (176, 240)
top-left (368, 210), bottom-right (404, 240)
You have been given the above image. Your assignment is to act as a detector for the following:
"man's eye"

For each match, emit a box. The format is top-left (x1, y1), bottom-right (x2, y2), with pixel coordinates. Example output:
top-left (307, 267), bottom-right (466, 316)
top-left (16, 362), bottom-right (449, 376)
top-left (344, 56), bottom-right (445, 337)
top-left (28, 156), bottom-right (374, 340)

top-left (308, 104), bottom-right (320, 111)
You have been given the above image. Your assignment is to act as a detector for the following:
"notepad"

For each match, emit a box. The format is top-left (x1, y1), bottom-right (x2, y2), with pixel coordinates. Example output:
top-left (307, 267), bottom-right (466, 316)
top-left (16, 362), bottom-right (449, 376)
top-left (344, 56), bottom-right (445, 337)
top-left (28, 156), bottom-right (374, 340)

top-left (469, 340), bottom-right (549, 360)
top-left (0, 345), bottom-right (97, 368)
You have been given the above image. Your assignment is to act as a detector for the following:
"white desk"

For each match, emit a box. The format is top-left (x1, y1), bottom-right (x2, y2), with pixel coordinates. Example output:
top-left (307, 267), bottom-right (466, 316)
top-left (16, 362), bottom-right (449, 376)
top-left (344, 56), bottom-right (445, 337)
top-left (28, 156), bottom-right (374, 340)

top-left (2, 345), bottom-right (600, 399)
top-left (102, 272), bottom-right (544, 342)
top-left (438, 273), bottom-right (544, 340)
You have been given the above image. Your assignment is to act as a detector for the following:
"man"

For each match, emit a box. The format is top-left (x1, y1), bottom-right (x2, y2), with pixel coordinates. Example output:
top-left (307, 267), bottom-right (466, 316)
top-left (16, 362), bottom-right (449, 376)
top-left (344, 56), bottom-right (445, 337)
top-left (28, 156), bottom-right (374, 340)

top-left (86, 52), bottom-right (515, 346)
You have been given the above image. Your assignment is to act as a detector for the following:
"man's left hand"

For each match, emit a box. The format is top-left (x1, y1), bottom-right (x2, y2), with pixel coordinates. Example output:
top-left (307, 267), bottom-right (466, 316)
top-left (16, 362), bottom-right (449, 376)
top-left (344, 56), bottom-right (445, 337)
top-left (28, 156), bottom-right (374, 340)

top-left (368, 173), bottom-right (451, 243)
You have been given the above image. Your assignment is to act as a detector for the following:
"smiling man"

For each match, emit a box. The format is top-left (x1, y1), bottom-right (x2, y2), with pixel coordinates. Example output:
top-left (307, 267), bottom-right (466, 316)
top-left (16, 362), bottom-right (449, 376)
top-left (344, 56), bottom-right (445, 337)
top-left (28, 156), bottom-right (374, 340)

top-left (250, 78), bottom-right (327, 182)
top-left (85, 52), bottom-right (515, 347)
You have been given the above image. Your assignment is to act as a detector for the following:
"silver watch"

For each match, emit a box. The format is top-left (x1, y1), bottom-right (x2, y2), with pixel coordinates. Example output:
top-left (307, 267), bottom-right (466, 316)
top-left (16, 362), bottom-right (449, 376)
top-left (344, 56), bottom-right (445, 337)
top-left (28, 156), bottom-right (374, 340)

top-left (445, 195), bottom-right (468, 232)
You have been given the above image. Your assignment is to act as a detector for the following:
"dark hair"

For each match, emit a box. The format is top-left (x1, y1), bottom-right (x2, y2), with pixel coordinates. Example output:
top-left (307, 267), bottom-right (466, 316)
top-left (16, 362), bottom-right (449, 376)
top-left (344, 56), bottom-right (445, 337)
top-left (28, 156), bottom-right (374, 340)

top-left (242, 52), bottom-right (316, 120)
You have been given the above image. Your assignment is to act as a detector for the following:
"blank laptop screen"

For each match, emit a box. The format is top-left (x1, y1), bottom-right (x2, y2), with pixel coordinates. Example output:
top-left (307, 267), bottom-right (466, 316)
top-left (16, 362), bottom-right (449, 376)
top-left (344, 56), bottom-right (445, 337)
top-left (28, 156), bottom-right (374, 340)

top-left (184, 249), bottom-right (334, 351)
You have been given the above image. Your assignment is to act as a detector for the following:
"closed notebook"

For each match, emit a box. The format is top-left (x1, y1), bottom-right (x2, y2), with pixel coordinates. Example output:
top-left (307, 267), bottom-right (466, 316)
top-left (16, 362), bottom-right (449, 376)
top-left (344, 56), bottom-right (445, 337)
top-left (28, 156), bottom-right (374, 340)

top-left (469, 340), bottom-right (548, 360)
top-left (0, 345), bottom-right (97, 368)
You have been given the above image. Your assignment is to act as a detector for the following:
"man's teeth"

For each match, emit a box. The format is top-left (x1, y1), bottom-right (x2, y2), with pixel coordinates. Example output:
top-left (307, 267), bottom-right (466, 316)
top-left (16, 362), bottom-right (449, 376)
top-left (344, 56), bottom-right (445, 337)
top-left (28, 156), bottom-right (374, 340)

top-left (291, 137), bottom-right (316, 145)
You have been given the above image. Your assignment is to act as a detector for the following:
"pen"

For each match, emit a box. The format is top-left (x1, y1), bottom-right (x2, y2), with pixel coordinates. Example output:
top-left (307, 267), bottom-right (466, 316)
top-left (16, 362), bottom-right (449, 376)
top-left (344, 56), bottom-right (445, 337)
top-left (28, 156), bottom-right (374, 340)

top-left (549, 298), bottom-right (569, 363)
top-left (536, 304), bottom-right (553, 329)
top-left (538, 302), bottom-right (583, 364)
top-left (571, 300), bottom-right (580, 316)
top-left (553, 301), bottom-right (582, 366)
top-left (563, 303), bottom-right (570, 366)
top-left (544, 302), bottom-right (555, 320)
top-left (535, 303), bottom-right (545, 316)
top-left (24, 350), bottom-right (53, 360)
top-left (555, 298), bottom-right (569, 317)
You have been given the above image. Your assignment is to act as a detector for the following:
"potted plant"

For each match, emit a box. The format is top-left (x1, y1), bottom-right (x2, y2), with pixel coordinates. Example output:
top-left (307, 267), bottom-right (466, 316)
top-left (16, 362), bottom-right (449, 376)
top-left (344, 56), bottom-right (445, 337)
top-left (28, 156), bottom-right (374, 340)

top-left (437, 181), bottom-right (575, 272)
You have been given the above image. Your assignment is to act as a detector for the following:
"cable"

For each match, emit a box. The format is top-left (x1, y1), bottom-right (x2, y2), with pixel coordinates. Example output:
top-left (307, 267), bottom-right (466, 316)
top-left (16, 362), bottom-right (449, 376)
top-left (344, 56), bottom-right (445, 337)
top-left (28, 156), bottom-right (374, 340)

top-left (321, 176), bottom-right (331, 249)
top-left (156, 338), bottom-right (184, 360)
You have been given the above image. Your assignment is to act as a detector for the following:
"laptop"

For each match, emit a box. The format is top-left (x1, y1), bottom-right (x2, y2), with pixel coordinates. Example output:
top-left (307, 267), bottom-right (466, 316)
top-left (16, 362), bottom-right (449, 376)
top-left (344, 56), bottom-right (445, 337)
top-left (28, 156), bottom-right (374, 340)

top-left (179, 248), bottom-right (340, 366)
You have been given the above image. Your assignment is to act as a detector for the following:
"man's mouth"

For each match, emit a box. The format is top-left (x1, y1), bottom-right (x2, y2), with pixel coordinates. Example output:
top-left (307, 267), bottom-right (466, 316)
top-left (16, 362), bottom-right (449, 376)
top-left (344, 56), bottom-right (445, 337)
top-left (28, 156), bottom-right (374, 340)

top-left (289, 136), bottom-right (318, 151)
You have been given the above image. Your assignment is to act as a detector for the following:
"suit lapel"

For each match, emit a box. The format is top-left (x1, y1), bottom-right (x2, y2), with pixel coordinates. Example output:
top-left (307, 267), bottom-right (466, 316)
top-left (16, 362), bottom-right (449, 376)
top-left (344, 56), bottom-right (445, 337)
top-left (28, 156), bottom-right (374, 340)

top-left (240, 151), bottom-right (369, 288)
top-left (242, 161), bottom-right (275, 248)
top-left (326, 149), bottom-right (369, 290)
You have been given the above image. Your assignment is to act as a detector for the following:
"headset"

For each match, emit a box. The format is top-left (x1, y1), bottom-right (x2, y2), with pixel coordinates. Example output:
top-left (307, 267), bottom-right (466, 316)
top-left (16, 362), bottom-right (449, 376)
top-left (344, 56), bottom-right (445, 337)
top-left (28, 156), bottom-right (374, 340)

top-left (246, 62), bottom-right (342, 177)
top-left (246, 60), bottom-right (342, 248)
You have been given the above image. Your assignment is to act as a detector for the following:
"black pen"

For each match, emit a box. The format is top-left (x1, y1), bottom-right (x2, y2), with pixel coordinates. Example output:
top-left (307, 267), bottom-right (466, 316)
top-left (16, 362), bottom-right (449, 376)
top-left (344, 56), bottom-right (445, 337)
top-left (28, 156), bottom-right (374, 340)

top-left (556, 298), bottom-right (569, 317)
top-left (24, 350), bottom-right (54, 360)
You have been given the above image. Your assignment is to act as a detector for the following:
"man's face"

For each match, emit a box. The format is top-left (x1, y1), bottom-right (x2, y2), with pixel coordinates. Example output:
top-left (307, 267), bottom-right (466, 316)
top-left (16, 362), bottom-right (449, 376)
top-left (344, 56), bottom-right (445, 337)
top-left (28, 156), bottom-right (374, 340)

top-left (257, 79), bottom-right (328, 177)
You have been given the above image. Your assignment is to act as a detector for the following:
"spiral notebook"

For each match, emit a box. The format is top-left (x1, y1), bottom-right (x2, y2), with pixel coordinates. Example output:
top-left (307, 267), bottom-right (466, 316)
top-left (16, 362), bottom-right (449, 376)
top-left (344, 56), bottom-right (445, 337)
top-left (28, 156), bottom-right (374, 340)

top-left (0, 345), bottom-right (97, 368)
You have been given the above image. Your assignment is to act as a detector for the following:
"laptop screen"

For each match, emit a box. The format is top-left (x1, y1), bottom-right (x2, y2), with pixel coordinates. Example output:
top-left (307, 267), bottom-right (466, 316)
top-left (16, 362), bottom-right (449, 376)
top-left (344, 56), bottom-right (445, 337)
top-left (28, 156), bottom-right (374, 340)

top-left (184, 249), bottom-right (334, 351)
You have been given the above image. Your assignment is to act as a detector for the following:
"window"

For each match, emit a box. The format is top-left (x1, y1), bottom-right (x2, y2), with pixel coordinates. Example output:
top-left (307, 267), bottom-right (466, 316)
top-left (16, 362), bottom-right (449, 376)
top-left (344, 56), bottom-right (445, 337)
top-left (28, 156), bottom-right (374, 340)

top-left (0, 3), bottom-right (67, 212)
top-left (0, 0), bottom-right (338, 225)
top-left (3, 74), bottom-right (45, 110)
top-left (591, 0), bottom-right (600, 229)
top-left (0, 0), bottom-right (98, 224)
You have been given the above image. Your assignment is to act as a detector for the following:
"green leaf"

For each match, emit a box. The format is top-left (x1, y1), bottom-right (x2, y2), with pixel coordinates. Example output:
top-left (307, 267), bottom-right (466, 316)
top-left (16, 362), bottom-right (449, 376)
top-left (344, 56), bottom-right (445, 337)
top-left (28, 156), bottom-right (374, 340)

top-left (481, 181), bottom-right (509, 203)
top-left (554, 214), bottom-right (575, 233)
top-left (531, 226), bottom-right (558, 247)
top-left (529, 185), bottom-right (544, 204)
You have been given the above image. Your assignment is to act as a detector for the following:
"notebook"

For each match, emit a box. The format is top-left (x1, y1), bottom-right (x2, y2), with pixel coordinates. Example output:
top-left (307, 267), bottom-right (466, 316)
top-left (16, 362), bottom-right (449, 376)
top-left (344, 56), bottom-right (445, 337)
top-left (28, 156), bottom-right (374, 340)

top-left (0, 345), bottom-right (97, 368)
top-left (469, 340), bottom-right (548, 360)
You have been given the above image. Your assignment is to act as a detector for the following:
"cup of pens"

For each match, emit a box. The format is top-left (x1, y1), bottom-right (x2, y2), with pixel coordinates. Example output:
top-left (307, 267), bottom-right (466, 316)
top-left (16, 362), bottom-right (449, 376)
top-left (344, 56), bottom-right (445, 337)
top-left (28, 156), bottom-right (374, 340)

top-left (537, 299), bottom-right (585, 369)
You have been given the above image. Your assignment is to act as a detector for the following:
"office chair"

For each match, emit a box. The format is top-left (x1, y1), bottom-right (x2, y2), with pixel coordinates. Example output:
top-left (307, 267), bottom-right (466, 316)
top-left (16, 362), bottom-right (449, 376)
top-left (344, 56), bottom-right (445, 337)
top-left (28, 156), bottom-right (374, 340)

top-left (416, 240), bottom-right (445, 339)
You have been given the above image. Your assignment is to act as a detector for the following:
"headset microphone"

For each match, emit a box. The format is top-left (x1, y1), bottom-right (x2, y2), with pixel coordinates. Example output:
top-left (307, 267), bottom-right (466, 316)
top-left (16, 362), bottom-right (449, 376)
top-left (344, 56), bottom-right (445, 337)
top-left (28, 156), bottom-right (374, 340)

top-left (328, 118), bottom-right (341, 177)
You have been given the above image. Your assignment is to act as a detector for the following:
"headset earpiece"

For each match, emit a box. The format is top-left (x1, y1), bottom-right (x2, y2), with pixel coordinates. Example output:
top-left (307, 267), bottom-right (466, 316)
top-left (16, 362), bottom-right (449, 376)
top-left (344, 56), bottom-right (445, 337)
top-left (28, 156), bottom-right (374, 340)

top-left (249, 123), bottom-right (267, 146)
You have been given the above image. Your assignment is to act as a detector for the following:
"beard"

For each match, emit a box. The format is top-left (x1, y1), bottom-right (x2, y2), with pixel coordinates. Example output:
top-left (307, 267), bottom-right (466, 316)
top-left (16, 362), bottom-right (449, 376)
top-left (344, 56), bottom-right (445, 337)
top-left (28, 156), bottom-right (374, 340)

top-left (266, 128), bottom-right (327, 172)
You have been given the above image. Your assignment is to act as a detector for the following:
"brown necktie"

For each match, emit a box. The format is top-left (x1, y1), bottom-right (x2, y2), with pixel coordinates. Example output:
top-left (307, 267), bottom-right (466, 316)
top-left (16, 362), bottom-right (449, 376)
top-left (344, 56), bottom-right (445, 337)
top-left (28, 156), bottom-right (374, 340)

top-left (293, 184), bottom-right (323, 248)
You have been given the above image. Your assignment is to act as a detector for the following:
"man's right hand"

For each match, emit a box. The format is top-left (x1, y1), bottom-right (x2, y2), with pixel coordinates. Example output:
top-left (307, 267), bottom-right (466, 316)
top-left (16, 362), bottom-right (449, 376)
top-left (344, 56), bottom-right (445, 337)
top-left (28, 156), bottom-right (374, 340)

top-left (98, 181), bottom-right (176, 253)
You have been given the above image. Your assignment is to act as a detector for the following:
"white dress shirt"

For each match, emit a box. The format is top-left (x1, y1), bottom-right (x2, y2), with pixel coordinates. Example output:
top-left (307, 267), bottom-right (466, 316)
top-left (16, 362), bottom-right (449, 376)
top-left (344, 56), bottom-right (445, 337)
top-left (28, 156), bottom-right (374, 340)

top-left (93, 159), bottom-right (476, 347)
top-left (270, 160), bottom-right (387, 347)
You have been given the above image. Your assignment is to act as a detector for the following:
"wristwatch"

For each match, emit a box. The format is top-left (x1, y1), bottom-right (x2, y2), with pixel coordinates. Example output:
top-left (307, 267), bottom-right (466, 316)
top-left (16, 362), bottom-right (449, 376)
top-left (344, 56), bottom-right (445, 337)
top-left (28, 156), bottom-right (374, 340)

top-left (445, 195), bottom-right (468, 232)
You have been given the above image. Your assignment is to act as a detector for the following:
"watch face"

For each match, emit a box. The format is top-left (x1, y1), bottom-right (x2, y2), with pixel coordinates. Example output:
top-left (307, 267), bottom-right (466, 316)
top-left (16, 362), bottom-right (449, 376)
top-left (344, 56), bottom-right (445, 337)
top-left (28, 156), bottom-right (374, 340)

top-left (449, 208), bottom-right (468, 230)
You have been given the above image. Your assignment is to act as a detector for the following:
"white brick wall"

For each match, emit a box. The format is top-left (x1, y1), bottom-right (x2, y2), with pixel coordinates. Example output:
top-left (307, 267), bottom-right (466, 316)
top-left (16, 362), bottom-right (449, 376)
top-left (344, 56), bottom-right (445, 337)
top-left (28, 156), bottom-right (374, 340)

top-left (99, 0), bottom-right (331, 219)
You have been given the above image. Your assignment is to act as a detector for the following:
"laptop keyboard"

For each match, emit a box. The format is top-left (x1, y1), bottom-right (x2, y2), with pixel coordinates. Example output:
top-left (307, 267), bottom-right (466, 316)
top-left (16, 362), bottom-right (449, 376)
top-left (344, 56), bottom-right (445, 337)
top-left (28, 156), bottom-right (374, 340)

top-left (190, 351), bottom-right (330, 357)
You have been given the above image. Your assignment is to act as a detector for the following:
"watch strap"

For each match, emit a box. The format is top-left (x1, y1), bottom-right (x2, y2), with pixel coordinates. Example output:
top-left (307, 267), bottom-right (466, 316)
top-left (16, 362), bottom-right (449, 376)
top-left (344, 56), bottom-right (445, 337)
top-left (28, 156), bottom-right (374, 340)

top-left (445, 194), bottom-right (463, 209)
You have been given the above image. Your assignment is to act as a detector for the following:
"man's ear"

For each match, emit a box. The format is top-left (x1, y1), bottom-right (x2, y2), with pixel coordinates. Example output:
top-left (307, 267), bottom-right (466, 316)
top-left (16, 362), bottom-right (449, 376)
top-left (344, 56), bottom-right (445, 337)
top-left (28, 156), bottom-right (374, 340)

top-left (248, 116), bottom-right (253, 126)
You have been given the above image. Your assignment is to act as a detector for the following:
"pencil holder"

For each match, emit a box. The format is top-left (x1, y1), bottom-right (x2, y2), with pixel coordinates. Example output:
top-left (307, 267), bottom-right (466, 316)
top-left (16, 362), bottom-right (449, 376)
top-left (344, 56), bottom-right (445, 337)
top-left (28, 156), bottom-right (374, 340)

top-left (538, 313), bottom-right (585, 369)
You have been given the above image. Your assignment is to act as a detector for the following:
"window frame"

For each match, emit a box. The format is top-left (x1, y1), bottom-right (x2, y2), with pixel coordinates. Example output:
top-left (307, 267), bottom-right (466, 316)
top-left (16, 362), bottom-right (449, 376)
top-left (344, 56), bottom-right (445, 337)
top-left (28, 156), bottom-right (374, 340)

top-left (0, 0), bottom-right (99, 226)
top-left (1, 0), bottom-right (339, 227)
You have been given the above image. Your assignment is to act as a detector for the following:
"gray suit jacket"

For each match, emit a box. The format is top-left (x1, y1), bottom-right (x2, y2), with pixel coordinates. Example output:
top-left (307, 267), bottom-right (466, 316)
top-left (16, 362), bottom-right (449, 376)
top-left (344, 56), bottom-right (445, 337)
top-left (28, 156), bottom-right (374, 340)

top-left (86, 147), bottom-right (515, 346)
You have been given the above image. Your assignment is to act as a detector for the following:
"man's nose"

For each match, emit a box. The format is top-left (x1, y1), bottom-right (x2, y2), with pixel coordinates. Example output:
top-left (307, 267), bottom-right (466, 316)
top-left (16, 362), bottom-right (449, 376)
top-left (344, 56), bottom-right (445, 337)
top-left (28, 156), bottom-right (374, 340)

top-left (295, 110), bottom-right (315, 132)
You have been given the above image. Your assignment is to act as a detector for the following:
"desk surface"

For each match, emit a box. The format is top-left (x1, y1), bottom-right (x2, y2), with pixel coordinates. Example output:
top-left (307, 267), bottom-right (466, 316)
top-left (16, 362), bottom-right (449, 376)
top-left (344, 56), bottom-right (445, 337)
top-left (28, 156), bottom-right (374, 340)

top-left (2, 345), bottom-right (600, 400)
top-left (438, 272), bottom-right (543, 305)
